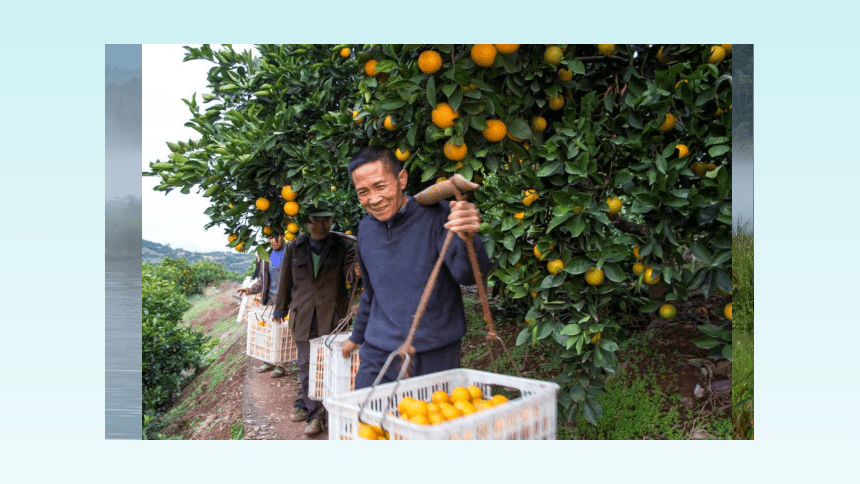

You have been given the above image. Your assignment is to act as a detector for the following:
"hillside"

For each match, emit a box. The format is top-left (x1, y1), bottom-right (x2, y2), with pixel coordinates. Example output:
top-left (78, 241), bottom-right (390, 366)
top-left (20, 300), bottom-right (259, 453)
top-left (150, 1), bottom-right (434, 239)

top-left (143, 239), bottom-right (255, 275)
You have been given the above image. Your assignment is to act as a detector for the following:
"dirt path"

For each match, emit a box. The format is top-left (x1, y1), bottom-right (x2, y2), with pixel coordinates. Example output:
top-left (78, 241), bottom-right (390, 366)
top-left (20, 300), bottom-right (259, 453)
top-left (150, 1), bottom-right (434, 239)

top-left (242, 355), bottom-right (328, 440)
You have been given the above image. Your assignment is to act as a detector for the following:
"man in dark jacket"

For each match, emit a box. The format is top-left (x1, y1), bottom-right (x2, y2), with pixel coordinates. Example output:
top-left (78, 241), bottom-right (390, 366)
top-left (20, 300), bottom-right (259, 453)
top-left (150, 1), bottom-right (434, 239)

top-left (238, 231), bottom-right (289, 377)
top-left (341, 146), bottom-right (490, 389)
top-left (273, 200), bottom-right (356, 436)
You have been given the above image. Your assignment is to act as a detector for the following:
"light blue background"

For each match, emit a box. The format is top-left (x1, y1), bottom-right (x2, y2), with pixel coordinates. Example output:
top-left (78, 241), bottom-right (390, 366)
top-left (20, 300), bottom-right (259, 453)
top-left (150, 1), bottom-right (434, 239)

top-left (2, 0), bottom-right (856, 481)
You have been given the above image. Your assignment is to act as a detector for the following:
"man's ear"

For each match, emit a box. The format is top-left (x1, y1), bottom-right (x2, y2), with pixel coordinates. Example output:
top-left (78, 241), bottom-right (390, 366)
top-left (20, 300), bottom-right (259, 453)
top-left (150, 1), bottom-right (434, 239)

top-left (398, 169), bottom-right (408, 190)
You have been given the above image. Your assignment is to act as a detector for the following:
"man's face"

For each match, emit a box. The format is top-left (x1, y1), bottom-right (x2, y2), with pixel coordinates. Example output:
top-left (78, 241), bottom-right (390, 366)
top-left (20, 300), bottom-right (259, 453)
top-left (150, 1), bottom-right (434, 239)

top-left (269, 235), bottom-right (284, 250)
top-left (351, 160), bottom-right (408, 222)
top-left (308, 216), bottom-right (332, 241)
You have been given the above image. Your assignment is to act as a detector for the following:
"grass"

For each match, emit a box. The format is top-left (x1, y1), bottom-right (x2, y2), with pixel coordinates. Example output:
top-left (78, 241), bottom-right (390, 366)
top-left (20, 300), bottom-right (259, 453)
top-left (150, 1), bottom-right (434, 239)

top-left (732, 223), bottom-right (754, 439)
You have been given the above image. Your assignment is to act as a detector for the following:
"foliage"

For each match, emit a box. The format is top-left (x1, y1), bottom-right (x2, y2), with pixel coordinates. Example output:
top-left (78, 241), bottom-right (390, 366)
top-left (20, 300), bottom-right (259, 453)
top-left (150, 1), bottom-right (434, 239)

top-left (142, 264), bottom-right (214, 416)
top-left (145, 43), bottom-right (732, 425)
top-left (230, 422), bottom-right (245, 440)
top-left (145, 256), bottom-right (240, 297)
top-left (732, 226), bottom-right (753, 331)
top-left (192, 258), bottom-right (243, 287)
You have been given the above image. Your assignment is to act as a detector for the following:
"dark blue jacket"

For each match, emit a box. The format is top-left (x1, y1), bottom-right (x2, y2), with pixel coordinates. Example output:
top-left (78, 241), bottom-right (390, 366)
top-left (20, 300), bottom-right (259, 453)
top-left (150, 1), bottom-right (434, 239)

top-left (349, 196), bottom-right (491, 353)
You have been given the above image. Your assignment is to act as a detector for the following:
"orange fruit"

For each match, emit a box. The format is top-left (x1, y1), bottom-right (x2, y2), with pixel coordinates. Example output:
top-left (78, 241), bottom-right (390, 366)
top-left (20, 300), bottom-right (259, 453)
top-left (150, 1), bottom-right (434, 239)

top-left (235, 241), bottom-right (245, 252)
top-left (585, 267), bottom-right (604, 286)
top-left (633, 262), bottom-right (645, 276)
top-left (428, 412), bottom-right (446, 425)
top-left (597, 44), bottom-right (617, 55)
top-left (467, 385), bottom-right (483, 401)
top-left (409, 414), bottom-right (430, 425)
top-left (473, 400), bottom-right (493, 412)
top-left (358, 423), bottom-right (380, 440)
top-left (547, 258), bottom-right (564, 275)
top-left (657, 47), bottom-right (672, 64)
top-left (281, 185), bottom-right (297, 201)
top-left (263, 225), bottom-right (272, 235)
top-left (548, 95), bottom-right (565, 111)
top-left (418, 50), bottom-right (443, 74)
top-left (287, 222), bottom-right (299, 234)
top-left (659, 304), bottom-right (676, 320)
top-left (707, 45), bottom-right (726, 64)
top-left (228, 233), bottom-right (238, 243)
top-left (470, 44), bottom-right (497, 67)
top-left (255, 197), bottom-right (270, 211)
top-left (284, 201), bottom-right (299, 216)
top-left (530, 116), bottom-right (547, 133)
top-left (398, 396), bottom-right (415, 417)
top-left (494, 44), bottom-right (519, 54)
top-left (633, 245), bottom-right (644, 260)
top-left (364, 59), bottom-right (378, 76)
top-left (439, 402), bottom-right (462, 421)
top-left (675, 79), bottom-right (689, 90)
top-left (543, 45), bottom-right (563, 65)
top-left (339, 47), bottom-right (350, 58)
top-left (658, 113), bottom-right (675, 133)
top-left (676, 144), bottom-right (690, 159)
top-left (643, 267), bottom-right (661, 285)
top-left (522, 189), bottom-right (539, 207)
top-left (691, 161), bottom-right (707, 177)
top-left (606, 196), bottom-right (622, 215)
top-left (721, 44), bottom-right (733, 55)
top-left (513, 211), bottom-right (525, 220)
top-left (725, 303), bottom-right (733, 321)
top-left (491, 394), bottom-right (508, 406)
top-left (431, 390), bottom-right (450, 405)
top-left (443, 139), bottom-right (468, 161)
top-left (557, 68), bottom-right (573, 82)
top-left (431, 102), bottom-right (458, 129)
top-left (383, 114), bottom-right (396, 131)
top-left (394, 148), bottom-right (410, 161)
top-left (285, 232), bottom-right (296, 241)
top-left (482, 119), bottom-right (507, 142)
top-left (451, 387), bottom-right (471, 404)
top-left (454, 400), bottom-right (476, 415)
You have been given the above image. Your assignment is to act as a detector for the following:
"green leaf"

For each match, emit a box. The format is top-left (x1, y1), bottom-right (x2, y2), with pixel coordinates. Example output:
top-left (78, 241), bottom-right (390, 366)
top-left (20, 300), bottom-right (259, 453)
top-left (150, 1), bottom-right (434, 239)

top-left (560, 324), bottom-right (582, 336)
top-left (537, 160), bottom-right (562, 177)
top-left (602, 262), bottom-right (624, 282)
top-left (570, 384), bottom-right (585, 404)
top-left (708, 145), bottom-right (730, 157)
top-left (516, 327), bottom-right (531, 346)
top-left (599, 340), bottom-right (618, 352)
top-left (507, 118), bottom-right (532, 140)
top-left (722, 344), bottom-right (733, 361)
top-left (255, 245), bottom-right (269, 262)
top-left (690, 243), bottom-right (713, 265)
top-left (693, 336), bottom-right (721, 349)
top-left (583, 401), bottom-right (602, 426)
top-left (567, 257), bottom-right (593, 275)
top-left (426, 77), bottom-right (436, 106)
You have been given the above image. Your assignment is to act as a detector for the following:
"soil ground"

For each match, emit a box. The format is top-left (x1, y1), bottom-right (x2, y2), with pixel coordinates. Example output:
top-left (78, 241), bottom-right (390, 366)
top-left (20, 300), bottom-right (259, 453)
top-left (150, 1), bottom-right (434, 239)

top-left (159, 283), bottom-right (730, 440)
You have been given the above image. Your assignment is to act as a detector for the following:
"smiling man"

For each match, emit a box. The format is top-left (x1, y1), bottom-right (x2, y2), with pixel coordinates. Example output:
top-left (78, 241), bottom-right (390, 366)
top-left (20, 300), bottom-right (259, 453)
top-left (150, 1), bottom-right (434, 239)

top-left (341, 146), bottom-right (491, 389)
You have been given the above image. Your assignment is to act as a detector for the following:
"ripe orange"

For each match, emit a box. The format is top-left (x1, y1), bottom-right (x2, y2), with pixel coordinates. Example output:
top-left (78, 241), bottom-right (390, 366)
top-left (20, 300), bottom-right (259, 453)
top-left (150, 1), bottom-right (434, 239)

top-left (513, 211), bottom-right (525, 220)
top-left (287, 222), bottom-right (299, 234)
top-left (490, 394), bottom-right (508, 406)
top-left (443, 139), bottom-right (468, 161)
top-left (228, 233), bottom-right (238, 243)
top-left (633, 262), bottom-right (645, 276)
top-left (394, 148), bottom-right (410, 161)
top-left (557, 68), bottom-right (573, 82)
top-left (428, 412), bottom-right (446, 425)
top-left (467, 385), bottom-right (483, 401)
top-left (547, 259), bottom-right (564, 275)
top-left (633, 245), bottom-right (644, 260)
top-left (285, 232), bottom-right (296, 241)
top-left (352, 110), bottom-right (364, 124)
top-left (431, 390), bottom-right (450, 405)
top-left (725, 303), bottom-right (732, 321)
top-left (339, 47), bottom-right (350, 58)
top-left (494, 44), bottom-right (519, 54)
top-left (658, 113), bottom-right (675, 133)
top-left (585, 267), bottom-right (604, 286)
top-left (707, 45), bottom-right (726, 64)
top-left (398, 396), bottom-right (416, 417)
top-left (606, 196), bottom-right (622, 215)
top-left (235, 241), bottom-right (245, 252)
top-left (383, 114), bottom-right (396, 131)
top-left (721, 44), bottom-right (732, 55)
top-left (530, 116), bottom-right (547, 133)
top-left (358, 422), bottom-right (380, 440)
top-left (473, 400), bottom-right (493, 412)
top-left (409, 414), bottom-right (430, 425)
top-left (522, 189), bottom-right (539, 207)
top-left (450, 387), bottom-right (471, 404)
top-left (439, 402), bottom-right (462, 421)
top-left (470, 44), bottom-right (497, 67)
top-left (548, 95), bottom-right (565, 111)
top-left (284, 201), bottom-right (299, 216)
top-left (364, 59), bottom-right (378, 76)
top-left (263, 225), bottom-right (272, 235)
top-left (543, 46), bottom-right (563, 65)
top-left (418, 50), bottom-right (443, 74)
top-left (482, 119), bottom-right (507, 142)
top-left (676, 144), bottom-right (690, 159)
top-left (431, 102), bottom-right (459, 129)
top-left (643, 267), bottom-right (661, 285)
top-left (597, 44), bottom-right (617, 56)
top-left (281, 185), bottom-right (297, 201)
top-left (659, 304), bottom-right (676, 320)
top-left (657, 47), bottom-right (672, 64)
top-left (255, 197), bottom-right (270, 211)
top-left (691, 161), bottom-right (707, 177)
top-left (454, 400), bottom-right (476, 415)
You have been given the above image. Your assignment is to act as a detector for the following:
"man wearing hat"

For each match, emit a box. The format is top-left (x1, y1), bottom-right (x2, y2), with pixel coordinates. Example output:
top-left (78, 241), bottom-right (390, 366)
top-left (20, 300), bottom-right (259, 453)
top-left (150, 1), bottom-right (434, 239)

top-left (273, 199), bottom-right (356, 436)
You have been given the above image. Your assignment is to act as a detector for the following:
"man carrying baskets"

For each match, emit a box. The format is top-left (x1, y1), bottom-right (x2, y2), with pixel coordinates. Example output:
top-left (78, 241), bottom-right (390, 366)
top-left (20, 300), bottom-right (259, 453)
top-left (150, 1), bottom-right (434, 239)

top-left (341, 146), bottom-right (491, 389)
top-left (273, 200), bottom-right (357, 436)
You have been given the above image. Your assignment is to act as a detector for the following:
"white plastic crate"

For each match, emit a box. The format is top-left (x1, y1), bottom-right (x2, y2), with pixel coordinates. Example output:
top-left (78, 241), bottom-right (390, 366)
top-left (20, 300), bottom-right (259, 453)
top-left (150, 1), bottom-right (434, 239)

top-left (308, 333), bottom-right (361, 402)
top-left (326, 368), bottom-right (559, 440)
top-left (245, 309), bottom-right (298, 364)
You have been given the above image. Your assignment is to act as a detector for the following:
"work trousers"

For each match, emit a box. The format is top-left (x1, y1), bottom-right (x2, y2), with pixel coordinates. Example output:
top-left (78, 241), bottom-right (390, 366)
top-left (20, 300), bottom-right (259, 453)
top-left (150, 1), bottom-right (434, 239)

top-left (354, 339), bottom-right (462, 390)
top-left (294, 316), bottom-right (325, 422)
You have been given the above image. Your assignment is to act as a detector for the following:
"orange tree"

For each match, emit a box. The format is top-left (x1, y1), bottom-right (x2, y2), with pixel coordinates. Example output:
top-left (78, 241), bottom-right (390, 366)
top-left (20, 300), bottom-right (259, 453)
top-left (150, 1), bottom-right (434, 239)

top-left (145, 44), bottom-right (732, 425)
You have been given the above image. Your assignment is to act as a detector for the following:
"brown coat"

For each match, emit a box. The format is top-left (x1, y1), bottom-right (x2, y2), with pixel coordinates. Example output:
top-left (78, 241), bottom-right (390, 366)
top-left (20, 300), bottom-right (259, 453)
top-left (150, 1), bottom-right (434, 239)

top-left (273, 233), bottom-right (356, 342)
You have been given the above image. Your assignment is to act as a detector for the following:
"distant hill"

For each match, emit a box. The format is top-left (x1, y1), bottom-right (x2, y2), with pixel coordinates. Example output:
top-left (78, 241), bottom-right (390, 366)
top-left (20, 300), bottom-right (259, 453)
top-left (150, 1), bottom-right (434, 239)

top-left (143, 239), bottom-right (255, 275)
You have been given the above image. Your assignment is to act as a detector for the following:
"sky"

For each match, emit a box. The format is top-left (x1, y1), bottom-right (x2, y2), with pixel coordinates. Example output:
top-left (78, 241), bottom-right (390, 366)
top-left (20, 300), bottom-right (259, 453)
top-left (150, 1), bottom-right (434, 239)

top-left (142, 44), bottom-right (257, 253)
